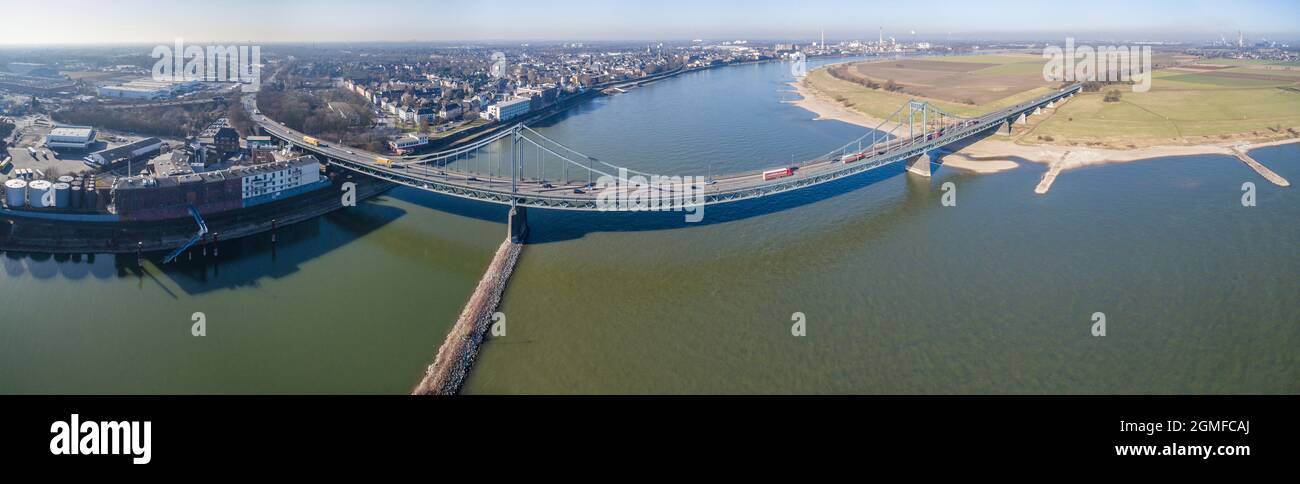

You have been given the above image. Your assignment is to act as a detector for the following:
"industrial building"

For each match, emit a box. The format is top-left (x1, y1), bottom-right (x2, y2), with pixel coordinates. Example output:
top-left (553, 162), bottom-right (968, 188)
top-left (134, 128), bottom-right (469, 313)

top-left (97, 78), bottom-right (201, 100)
top-left (45, 125), bottom-right (97, 150)
top-left (0, 72), bottom-right (77, 96)
top-left (238, 156), bottom-right (322, 202)
top-left (109, 156), bottom-right (327, 221)
top-left (84, 137), bottom-right (164, 168)
top-left (246, 136), bottom-right (277, 163)
top-left (198, 126), bottom-right (240, 156)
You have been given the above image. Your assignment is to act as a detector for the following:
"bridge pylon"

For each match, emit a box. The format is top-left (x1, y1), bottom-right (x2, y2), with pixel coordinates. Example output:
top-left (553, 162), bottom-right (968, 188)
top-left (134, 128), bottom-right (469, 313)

top-left (509, 204), bottom-right (529, 243)
top-left (907, 151), bottom-right (933, 178)
top-left (508, 124), bottom-right (528, 243)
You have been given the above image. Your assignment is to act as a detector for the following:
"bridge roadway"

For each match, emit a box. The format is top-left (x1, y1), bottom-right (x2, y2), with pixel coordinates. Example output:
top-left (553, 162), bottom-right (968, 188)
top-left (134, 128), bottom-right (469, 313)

top-left (251, 82), bottom-right (1082, 211)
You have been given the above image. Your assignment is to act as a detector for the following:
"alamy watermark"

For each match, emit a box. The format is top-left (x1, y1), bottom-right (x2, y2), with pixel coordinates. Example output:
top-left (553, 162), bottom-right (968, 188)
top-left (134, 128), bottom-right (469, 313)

top-left (152, 38), bottom-right (261, 90)
top-left (791, 312), bottom-right (807, 337)
top-left (490, 52), bottom-right (509, 79)
top-left (790, 52), bottom-right (808, 78)
top-left (594, 168), bottom-right (707, 222)
top-left (191, 311), bottom-right (206, 337)
top-left (1043, 38), bottom-right (1152, 93)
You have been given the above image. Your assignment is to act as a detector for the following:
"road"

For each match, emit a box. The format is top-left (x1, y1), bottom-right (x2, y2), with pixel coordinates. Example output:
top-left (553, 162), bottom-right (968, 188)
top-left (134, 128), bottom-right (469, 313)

top-left (245, 82), bottom-right (1081, 209)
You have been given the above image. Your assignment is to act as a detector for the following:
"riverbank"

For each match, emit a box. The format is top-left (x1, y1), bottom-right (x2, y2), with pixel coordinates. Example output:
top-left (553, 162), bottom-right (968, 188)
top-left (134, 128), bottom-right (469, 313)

top-left (790, 74), bottom-right (1298, 189)
top-left (433, 56), bottom-right (849, 152)
top-left (787, 78), bottom-right (898, 132)
top-left (0, 174), bottom-right (394, 255)
top-left (957, 138), bottom-right (1296, 193)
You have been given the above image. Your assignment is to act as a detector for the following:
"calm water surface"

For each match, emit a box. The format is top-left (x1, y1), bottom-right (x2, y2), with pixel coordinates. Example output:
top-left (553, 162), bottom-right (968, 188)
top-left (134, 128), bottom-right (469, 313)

top-left (2, 58), bottom-right (1295, 393)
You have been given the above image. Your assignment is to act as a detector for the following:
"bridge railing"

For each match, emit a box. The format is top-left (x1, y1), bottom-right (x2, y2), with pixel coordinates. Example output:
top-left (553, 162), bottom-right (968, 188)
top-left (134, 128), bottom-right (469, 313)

top-left (256, 81), bottom-right (1084, 208)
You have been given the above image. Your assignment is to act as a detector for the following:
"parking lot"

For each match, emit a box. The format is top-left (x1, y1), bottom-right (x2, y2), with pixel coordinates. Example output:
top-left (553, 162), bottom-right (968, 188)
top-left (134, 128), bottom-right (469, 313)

top-left (3, 145), bottom-right (95, 180)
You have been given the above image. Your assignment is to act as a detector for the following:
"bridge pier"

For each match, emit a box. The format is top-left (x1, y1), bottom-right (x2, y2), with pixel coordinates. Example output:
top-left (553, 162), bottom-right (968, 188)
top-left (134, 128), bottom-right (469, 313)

top-left (508, 205), bottom-right (529, 243)
top-left (1015, 113), bottom-right (1027, 125)
top-left (907, 151), bottom-right (933, 177)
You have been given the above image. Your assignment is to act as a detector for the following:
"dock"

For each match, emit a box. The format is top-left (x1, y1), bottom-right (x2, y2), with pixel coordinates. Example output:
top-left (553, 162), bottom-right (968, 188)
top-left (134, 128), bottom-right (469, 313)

top-left (1232, 148), bottom-right (1291, 187)
top-left (412, 236), bottom-right (523, 395)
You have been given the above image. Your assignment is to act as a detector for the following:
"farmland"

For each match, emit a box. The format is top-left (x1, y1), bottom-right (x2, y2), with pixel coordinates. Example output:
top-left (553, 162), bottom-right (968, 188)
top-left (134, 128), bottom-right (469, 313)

top-left (803, 55), bottom-right (1300, 148)
top-left (1033, 59), bottom-right (1300, 147)
top-left (804, 55), bottom-right (1057, 119)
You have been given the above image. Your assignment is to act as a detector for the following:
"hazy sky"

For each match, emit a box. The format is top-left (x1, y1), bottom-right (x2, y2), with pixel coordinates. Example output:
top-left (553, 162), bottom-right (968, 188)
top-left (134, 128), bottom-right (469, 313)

top-left (0, 0), bottom-right (1296, 44)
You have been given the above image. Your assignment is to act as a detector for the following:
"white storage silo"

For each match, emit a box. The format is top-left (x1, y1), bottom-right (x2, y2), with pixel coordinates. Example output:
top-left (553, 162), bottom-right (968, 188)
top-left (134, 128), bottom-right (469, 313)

top-left (27, 180), bottom-right (53, 208)
top-left (4, 179), bottom-right (27, 208)
top-left (53, 182), bottom-right (71, 208)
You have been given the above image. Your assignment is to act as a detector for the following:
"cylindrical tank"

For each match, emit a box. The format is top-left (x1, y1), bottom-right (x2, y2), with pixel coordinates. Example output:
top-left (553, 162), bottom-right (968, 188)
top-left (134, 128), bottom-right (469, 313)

top-left (57, 175), bottom-right (74, 184)
top-left (70, 185), bottom-right (83, 210)
top-left (53, 182), bottom-right (71, 208)
top-left (27, 180), bottom-right (53, 208)
top-left (96, 187), bottom-right (110, 212)
top-left (85, 185), bottom-right (98, 211)
top-left (4, 179), bottom-right (27, 208)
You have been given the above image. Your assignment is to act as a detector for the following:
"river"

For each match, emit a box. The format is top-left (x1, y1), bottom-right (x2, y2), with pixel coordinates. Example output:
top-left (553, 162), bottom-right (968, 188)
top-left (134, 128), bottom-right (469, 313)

top-left (1, 57), bottom-right (1296, 394)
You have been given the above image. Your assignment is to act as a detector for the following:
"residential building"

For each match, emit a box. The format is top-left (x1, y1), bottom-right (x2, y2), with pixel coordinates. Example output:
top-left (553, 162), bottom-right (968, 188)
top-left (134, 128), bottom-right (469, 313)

top-left (487, 97), bottom-right (531, 121)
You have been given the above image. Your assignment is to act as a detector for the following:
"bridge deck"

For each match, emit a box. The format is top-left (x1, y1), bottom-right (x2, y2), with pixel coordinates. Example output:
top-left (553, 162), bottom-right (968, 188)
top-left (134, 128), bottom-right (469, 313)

top-left (252, 83), bottom-right (1081, 211)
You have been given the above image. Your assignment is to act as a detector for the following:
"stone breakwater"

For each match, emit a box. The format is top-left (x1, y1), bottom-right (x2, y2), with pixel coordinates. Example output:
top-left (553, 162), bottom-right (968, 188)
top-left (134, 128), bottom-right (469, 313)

top-left (412, 237), bottom-right (523, 395)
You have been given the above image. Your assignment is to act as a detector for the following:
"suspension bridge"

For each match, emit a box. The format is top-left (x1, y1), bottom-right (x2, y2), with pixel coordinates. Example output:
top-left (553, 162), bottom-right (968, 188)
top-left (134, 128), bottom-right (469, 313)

top-left (253, 82), bottom-right (1082, 238)
top-left (253, 82), bottom-right (1083, 394)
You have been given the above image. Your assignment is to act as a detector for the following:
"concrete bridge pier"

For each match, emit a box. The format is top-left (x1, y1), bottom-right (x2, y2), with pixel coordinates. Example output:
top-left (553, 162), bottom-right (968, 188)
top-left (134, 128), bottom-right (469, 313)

top-left (907, 151), bottom-right (933, 177)
top-left (509, 204), bottom-right (529, 243)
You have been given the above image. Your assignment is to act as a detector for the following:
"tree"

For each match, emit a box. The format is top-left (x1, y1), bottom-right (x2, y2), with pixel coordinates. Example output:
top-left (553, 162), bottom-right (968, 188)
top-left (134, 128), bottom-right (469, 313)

top-left (226, 101), bottom-right (255, 137)
top-left (1103, 90), bottom-right (1122, 103)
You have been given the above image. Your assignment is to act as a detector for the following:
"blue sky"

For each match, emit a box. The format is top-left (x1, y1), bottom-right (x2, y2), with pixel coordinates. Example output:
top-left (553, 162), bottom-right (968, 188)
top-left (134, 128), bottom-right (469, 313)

top-left (1, 0), bottom-right (1296, 44)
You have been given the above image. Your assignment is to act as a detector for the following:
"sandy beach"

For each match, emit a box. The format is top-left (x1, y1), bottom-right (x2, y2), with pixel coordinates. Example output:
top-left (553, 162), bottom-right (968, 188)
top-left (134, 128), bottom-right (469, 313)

top-left (788, 79), bottom-right (901, 133)
top-left (788, 76), bottom-right (1298, 190)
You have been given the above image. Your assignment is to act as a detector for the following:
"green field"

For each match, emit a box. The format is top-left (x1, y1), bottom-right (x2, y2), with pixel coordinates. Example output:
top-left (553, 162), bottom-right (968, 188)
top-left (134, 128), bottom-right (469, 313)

top-left (927, 54), bottom-right (1043, 64)
top-left (1159, 73), bottom-right (1283, 88)
top-left (1195, 58), bottom-right (1284, 66)
top-left (1033, 66), bottom-right (1300, 144)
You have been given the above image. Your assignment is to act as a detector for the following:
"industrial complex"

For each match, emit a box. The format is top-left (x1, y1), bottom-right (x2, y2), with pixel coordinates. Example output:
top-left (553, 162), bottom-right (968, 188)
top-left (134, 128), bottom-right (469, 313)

top-left (2, 114), bottom-right (338, 245)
